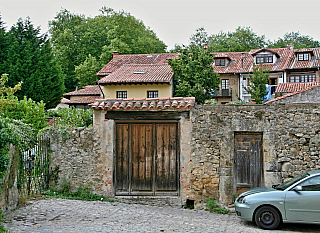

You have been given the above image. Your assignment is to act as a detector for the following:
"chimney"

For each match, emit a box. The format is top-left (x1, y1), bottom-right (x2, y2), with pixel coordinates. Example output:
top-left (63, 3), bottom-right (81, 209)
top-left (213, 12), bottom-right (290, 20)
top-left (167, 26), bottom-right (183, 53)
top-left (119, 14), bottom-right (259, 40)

top-left (113, 51), bottom-right (119, 60)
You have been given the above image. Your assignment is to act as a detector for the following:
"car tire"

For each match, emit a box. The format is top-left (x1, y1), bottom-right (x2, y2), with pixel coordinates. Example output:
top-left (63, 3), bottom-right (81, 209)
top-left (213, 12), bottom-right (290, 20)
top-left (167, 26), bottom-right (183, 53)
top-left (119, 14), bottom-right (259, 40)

top-left (254, 206), bottom-right (281, 230)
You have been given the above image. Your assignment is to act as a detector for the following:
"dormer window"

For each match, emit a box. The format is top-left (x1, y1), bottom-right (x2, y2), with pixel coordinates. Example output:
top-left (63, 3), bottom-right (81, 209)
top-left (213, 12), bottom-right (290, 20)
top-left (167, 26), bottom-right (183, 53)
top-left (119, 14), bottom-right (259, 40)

top-left (298, 53), bottom-right (309, 61)
top-left (256, 54), bottom-right (273, 64)
top-left (215, 58), bottom-right (225, 66)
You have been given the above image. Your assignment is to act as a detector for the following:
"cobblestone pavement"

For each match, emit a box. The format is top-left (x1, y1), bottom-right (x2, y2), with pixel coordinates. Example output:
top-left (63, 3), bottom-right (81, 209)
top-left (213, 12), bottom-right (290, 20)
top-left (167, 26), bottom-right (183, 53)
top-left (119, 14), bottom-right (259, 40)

top-left (3, 198), bottom-right (320, 233)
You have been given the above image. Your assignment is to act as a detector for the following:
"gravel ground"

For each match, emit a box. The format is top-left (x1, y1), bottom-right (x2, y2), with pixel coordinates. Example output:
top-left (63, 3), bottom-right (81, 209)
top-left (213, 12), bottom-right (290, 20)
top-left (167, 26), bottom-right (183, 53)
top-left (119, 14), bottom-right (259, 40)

top-left (3, 198), bottom-right (320, 233)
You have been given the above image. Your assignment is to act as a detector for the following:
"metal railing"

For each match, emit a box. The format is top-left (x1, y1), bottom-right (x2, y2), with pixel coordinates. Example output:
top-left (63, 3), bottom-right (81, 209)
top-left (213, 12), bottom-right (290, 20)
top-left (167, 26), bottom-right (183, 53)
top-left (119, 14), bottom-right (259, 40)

top-left (214, 88), bottom-right (232, 98)
top-left (19, 135), bottom-right (51, 195)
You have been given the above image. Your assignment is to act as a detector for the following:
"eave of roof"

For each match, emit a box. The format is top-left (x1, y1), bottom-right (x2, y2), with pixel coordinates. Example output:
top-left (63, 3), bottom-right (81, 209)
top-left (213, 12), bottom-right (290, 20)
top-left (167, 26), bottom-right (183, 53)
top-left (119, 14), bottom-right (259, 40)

top-left (90, 97), bottom-right (195, 111)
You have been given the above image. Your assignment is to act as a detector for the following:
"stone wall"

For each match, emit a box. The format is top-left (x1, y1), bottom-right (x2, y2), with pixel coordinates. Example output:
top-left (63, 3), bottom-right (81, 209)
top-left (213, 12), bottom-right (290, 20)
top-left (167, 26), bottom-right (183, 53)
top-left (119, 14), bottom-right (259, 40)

top-left (188, 104), bottom-right (320, 206)
top-left (1, 145), bottom-right (19, 212)
top-left (272, 86), bottom-right (320, 104)
top-left (49, 127), bottom-right (112, 196)
top-left (49, 104), bottom-right (320, 209)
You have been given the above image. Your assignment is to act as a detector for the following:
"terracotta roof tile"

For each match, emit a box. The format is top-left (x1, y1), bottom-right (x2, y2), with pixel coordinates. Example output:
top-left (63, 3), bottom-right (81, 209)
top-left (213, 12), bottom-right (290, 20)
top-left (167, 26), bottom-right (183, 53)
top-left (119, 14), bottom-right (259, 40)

top-left (60, 98), bottom-right (70, 103)
top-left (289, 48), bottom-right (320, 69)
top-left (265, 83), bottom-right (320, 104)
top-left (64, 85), bottom-right (101, 97)
top-left (275, 82), bottom-right (320, 93)
top-left (97, 53), bottom-right (178, 76)
top-left (98, 64), bottom-right (173, 84)
top-left (90, 97), bottom-right (195, 111)
top-left (249, 47), bottom-right (294, 72)
top-left (213, 52), bottom-right (251, 73)
top-left (67, 96), bottom-right (101, 104)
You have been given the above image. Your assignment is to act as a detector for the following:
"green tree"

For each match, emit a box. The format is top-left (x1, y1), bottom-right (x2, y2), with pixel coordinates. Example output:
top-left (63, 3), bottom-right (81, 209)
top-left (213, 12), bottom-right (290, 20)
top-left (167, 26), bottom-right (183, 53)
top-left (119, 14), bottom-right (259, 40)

top-left (209, 26), bottom-right (269, 52)
top-left (4, 17), bottom-right (65, 109)
top-left (168, 44), bottom-right (220, 104)
top-left (269, 32), bottom-right (320, 49)
top-left (0, 74), bottom-right (21, 111)
top-left (75, 54), bottom-right (102, 88)
top-left (0, 15), bottom-right (7, 75)
top-left (49, 8), bottom-right (167, 91)
top-left (244, 66), bottom-right (269, 104)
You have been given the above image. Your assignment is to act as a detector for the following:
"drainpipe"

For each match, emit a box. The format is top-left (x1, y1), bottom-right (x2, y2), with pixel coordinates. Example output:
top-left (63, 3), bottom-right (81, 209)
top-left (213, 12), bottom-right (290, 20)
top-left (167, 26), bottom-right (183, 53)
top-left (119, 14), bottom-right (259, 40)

top-left (239, 73), bottom-right (243, 101)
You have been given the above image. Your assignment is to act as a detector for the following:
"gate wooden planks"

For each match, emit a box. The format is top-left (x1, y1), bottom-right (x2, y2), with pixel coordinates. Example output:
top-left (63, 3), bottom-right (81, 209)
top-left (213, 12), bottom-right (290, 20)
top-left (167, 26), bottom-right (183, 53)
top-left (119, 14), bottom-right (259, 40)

top-left (234, 132), bottom-right (263, 195)
top-left (115, 122), bottom-right (179, 196)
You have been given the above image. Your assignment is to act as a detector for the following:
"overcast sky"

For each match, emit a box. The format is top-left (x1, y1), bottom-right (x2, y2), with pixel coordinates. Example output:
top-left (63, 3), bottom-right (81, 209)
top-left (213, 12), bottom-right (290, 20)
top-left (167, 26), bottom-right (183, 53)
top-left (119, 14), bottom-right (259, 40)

top-left (1, 0), bottom-right (320, 50)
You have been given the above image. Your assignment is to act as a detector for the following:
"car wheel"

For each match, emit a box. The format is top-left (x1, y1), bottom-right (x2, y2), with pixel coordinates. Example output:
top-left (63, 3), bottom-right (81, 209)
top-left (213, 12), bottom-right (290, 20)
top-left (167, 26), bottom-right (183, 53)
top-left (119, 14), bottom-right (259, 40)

top-left (254, 206), bottom-right (281, 230)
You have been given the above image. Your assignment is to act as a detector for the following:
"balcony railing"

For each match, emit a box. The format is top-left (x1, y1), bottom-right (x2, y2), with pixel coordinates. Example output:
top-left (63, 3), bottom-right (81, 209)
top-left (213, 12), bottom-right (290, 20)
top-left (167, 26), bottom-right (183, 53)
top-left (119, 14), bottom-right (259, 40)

top-left (214, 88), bottom-right (232, 98)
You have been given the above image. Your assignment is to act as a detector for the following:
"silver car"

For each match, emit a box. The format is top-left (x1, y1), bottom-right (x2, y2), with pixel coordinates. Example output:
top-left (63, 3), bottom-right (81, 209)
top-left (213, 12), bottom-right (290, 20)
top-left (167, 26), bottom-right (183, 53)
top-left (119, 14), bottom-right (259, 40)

top-left (235, 170), bottom-right (320, 230)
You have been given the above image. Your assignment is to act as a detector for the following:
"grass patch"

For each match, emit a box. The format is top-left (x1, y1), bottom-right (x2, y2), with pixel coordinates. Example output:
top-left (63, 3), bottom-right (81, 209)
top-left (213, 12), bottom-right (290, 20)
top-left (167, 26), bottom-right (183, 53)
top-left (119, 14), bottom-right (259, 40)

top-left (44, 186), bottom-right (116, 203)
top-left (205, 198), bottom-right (230, 214)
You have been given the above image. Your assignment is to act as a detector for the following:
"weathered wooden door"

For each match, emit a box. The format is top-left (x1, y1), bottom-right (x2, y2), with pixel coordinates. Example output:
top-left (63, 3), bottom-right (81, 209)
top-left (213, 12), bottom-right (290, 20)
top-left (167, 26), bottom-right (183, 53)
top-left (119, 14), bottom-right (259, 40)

top-left (234, 132), bottom-right (263, 195)
top-left (115, 123), bottom-right (179, 196)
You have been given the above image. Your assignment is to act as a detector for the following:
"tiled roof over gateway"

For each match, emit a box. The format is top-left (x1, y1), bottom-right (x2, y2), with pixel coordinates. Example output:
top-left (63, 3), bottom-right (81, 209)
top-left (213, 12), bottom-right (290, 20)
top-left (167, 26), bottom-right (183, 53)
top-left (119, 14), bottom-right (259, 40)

top-left (90, 97), bottom-right (195, 111)
top-left (98, 64), bottom-right (173, 84)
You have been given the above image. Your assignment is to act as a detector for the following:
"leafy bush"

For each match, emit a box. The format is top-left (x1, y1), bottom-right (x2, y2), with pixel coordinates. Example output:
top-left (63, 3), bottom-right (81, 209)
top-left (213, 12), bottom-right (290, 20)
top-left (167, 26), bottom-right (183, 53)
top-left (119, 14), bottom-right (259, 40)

top-left (204, 99), bottom-right (217, 105)
top-left (3, 97), bottom-right (47, 132)
top-left (205, 198), bottom-right (230, 214)
top-left (47, 108), bottom-right (93, 128)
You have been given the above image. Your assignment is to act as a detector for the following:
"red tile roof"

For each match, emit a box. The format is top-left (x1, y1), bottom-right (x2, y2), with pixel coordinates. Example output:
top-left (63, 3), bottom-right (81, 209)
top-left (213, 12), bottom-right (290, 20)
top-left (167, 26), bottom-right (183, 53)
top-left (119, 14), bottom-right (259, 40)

top-left (64, 85), bottom-right (101, 97)
top-left (275, 82), bottom-right (320, 93)
top-left (213, 52), bottom-right (251, 73)
top-left (249, 47), bottom-right (294, 72)
top-left (97, 53), bottom-right (178, 76)
top-left (90, 97), bottom-right (195, 111)
top-left (67, 96), bottom-right (101, 104)
top-left (98, 64), bottom-right (173, 84)
top-left (289, 48), bottom-right (320, 69)
top-left (265, 83), bottom-right (320, 104)
top-left (60, 98), bottom-right (70, 103)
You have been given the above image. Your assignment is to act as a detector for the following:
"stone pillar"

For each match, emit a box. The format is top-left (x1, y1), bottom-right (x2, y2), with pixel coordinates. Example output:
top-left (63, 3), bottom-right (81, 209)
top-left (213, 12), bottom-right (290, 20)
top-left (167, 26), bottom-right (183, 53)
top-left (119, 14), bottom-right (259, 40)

top-left (180, 114), bottom-right (192, 205)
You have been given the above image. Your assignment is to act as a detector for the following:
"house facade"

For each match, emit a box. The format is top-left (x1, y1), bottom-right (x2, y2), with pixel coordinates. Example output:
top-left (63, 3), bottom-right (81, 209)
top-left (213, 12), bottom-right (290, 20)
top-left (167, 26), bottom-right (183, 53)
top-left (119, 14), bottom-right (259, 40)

top-left (61, 47), bottom-right (320, 108)
top-left (97, 52), bottom-right (178, 99)
top-left (213, 47), bottom-right (320, 103)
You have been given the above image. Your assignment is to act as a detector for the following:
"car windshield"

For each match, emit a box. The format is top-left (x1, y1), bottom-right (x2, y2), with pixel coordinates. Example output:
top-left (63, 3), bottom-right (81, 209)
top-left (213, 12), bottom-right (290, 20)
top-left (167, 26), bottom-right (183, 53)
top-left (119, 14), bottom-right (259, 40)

top-left (275, 173), bottom-right (309, 190)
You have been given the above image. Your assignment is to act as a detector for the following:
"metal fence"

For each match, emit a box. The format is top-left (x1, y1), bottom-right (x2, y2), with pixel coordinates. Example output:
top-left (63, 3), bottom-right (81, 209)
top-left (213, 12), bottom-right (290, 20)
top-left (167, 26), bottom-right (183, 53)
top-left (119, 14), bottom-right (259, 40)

top-left (19, 134), bottom-right (51, 195)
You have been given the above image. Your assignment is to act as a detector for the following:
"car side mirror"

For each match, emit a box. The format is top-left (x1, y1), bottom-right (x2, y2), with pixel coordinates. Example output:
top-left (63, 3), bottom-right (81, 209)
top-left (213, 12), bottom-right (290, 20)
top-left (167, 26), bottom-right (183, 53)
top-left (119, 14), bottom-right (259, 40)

top-left (294, 185), bottom-right (302, 192)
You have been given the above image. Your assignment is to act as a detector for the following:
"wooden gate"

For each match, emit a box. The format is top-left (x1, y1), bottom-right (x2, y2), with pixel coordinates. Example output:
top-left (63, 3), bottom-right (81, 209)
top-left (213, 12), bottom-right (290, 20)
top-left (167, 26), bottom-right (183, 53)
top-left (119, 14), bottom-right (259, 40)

top-left (234, 132), bottom-right (263, 195)
top-left (115, 122), bottom-right (179, 196)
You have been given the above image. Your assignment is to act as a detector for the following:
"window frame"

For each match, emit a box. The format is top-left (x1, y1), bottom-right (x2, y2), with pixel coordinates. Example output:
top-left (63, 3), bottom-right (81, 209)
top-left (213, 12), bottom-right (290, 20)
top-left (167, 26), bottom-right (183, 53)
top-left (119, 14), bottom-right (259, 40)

top-left (215, 58), bottom-right (225, 66)
top-left (289, 74), bottom-right (316, 83)
top-left (298, 53), bottom-right (310, 61)
top-left (116, 91), bottom-right (127, 99)
top-left (221, 79), bottom-right (230, 90)
top-left (147, 91), bottom-right (158, 98)
top-left (255, 54), bottom-right (273, 64)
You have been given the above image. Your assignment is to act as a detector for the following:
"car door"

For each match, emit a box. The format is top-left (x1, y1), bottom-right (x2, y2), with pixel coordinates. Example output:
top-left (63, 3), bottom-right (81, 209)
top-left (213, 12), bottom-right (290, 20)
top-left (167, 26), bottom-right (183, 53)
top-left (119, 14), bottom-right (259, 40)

top-left (284, 175), bottom-right (320, 223)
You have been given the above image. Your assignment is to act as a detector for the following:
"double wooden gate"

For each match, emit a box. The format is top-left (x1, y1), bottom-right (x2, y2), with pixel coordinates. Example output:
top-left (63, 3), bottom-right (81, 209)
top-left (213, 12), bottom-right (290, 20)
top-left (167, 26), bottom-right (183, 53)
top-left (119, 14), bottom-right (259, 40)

top-left (115, 122), bottom-right (179, 196)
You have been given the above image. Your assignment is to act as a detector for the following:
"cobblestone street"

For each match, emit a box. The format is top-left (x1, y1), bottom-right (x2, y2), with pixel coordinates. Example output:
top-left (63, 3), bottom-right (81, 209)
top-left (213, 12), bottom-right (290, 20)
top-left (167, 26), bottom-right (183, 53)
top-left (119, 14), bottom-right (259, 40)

top-left (3, 198), bottom-right (320, 233)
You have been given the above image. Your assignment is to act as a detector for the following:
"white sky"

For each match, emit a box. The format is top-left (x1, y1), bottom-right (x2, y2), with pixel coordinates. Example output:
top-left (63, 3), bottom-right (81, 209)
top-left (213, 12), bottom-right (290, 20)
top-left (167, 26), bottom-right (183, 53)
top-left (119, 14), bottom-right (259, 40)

top-left (1, 0), bottom-right (320, 50)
